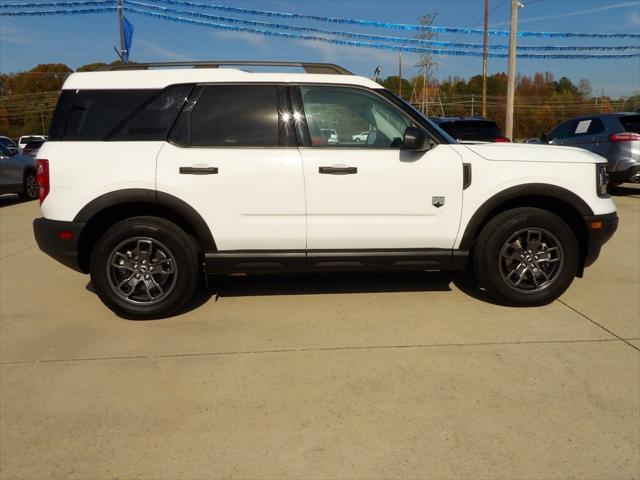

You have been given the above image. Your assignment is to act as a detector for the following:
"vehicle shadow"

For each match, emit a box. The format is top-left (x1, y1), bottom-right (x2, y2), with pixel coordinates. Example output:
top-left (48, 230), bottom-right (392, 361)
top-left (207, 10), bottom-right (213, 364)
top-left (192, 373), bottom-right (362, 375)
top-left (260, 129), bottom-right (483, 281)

top-left (86, 270), bottom-right (498, 319)
top-left (0, 194), bottom-right (31, 208)
top-left (609, 184), bottom-right (640, 197)
top-left (179, 270), bottom-right (499, 315)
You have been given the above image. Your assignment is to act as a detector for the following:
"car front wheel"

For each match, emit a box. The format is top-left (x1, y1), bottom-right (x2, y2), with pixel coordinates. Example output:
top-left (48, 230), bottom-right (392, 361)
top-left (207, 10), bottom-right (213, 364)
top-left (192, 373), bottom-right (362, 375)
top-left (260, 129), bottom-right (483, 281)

top-left (90, 216), bottom-right (200, 319)
top-left (473, 207), bottom-right (579, 306)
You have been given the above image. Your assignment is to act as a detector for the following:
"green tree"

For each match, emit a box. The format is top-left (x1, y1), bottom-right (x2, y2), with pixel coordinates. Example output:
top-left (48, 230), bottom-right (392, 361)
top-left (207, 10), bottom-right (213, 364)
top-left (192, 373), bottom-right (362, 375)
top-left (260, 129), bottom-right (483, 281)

top-left (381, 76), bottom-right (413, 100)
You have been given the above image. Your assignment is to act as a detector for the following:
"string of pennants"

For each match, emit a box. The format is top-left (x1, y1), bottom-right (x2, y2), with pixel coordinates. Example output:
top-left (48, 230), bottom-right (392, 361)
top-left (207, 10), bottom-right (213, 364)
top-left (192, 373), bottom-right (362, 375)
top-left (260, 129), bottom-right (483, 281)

top-left (1, 0), bottom-right (639, 59)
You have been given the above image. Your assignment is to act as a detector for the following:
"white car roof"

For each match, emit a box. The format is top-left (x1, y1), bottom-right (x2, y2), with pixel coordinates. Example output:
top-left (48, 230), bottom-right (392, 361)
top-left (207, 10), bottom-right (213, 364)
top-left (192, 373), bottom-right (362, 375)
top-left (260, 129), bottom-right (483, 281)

top-left (62, 68), bottom-right (383, 91)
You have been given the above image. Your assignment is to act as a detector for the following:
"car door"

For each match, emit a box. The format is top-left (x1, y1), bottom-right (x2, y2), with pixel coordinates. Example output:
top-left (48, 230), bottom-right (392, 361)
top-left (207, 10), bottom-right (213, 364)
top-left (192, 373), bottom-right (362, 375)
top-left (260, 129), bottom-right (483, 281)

top-left (156, 84), bottom-right (306, 252)
top-left (293, 85), bottom-right (463, 255)
top-left (567, 117), bottom-right (606, 152)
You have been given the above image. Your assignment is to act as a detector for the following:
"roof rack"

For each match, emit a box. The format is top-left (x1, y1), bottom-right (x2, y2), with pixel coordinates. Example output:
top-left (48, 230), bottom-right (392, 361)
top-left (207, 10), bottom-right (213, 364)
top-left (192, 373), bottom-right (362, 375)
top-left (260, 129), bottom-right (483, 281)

top-left (97, 61), bottom-right (353, 75)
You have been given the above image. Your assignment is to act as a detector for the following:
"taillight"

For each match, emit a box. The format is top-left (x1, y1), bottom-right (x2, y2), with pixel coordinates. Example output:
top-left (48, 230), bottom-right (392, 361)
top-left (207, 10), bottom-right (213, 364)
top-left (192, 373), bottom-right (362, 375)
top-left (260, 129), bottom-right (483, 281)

top-left (494, 137), bottom-right (511, 142)
top-left (36, 159), bottom-right (49, 205)
top-left (609, 132), bottom-right (640, 142)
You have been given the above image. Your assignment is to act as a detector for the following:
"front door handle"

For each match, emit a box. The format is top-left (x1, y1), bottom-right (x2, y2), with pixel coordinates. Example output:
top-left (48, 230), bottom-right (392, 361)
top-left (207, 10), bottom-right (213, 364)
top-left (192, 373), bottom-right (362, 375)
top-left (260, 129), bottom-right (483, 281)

top-left (319, 166), bottom-right (358, 175)
top-left (179, 166), bottom-right (218, 175)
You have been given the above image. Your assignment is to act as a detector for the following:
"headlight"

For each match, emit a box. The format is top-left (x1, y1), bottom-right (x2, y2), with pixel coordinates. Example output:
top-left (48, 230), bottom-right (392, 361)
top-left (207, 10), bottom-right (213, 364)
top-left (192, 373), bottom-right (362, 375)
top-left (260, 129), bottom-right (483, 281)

top-left (596, 164), bottom-right (609, 197)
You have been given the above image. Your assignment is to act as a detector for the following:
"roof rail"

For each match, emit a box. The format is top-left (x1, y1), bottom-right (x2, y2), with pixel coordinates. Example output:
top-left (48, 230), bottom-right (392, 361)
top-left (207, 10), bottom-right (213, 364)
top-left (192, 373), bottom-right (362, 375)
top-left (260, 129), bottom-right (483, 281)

top-left (97, 61), bottom-right (353, 75)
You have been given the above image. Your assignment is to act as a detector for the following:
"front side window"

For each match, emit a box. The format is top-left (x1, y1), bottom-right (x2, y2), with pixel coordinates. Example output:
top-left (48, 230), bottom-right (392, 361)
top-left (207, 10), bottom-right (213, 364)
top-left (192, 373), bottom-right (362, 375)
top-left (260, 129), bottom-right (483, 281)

top-left (172, 85), bottom-right (280, 147)
top-left (549, 120), bottom-right (576, 140)
top-left (300, 86), bottom-right (413, 148)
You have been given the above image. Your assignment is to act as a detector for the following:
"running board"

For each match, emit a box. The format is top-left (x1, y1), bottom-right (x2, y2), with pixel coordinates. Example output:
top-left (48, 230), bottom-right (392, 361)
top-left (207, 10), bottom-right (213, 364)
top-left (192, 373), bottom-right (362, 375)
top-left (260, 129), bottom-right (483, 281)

top-left (204, 249), bottom-right (468, 274)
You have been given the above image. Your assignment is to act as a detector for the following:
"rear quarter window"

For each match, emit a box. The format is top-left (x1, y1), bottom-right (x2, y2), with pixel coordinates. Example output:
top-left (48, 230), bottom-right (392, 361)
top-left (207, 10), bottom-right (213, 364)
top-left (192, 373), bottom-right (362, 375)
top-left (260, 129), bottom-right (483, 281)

top-left (51, 85), bottom-right (193, 141)
top-left (619, 115), bottom-right (640, 133)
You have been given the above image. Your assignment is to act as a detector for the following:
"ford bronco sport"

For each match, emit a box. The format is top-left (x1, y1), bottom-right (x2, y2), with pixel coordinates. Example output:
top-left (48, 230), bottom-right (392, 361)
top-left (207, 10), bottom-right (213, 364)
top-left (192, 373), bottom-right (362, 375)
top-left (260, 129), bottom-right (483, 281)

top-left (33, 61), bottom-right (618, 318)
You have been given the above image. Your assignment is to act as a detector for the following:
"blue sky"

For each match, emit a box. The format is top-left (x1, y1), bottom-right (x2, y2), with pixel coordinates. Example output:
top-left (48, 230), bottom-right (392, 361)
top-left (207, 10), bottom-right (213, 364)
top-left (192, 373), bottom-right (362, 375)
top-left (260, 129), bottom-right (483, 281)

top-left (1, 0), bottom-right (639, 97)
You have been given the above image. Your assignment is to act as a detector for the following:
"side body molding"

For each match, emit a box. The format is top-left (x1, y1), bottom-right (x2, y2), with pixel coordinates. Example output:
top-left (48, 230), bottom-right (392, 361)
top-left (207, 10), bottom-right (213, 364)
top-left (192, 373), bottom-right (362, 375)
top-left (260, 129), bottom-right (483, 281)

top-left (73, 188), bottom-right (216, 251)
top-left (459, 183), bottom-right (594, 250)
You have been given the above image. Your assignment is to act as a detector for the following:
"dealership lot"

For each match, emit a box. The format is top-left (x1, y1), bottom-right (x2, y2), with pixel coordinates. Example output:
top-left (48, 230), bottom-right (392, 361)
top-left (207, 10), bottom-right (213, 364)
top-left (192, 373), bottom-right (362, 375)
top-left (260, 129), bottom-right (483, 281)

top-left (1, 189), bottom-right (638, 479)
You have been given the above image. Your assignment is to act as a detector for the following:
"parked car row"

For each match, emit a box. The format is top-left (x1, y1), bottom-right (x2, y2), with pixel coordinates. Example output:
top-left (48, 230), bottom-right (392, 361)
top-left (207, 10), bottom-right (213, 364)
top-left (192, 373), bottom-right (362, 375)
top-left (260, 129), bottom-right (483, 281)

top-left (430, 113), bottom-right (639, 186)
top-left (529, 113), bottom-right (640, 186)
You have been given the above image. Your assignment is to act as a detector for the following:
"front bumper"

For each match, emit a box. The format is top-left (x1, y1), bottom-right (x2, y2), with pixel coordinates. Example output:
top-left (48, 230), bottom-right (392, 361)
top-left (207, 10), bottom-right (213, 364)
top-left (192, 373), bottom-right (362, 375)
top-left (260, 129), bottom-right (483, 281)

top-left (33, 218), bottom-right (86, 273)
top-left (582, 212), bottom-right (618, 268)
top-left (609, 164), bottom-right (640, 184)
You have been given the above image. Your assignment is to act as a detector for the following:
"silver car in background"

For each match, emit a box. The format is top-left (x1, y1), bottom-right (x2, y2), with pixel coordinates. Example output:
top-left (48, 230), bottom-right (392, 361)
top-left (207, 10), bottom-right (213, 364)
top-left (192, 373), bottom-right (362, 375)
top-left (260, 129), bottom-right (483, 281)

top-left (536, 113), bottom-right (640, 186)
top-left (0, 144), bottom-right (38, 200)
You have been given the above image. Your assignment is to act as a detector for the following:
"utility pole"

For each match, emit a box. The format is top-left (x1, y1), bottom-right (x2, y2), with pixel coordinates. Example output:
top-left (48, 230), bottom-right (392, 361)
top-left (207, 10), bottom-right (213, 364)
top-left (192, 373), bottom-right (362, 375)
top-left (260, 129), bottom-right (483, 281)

top-left (398, 52), bottom-right (402, 98)
top-left (482, 0), bottom-right (489, 118)
top-left (117, 0), bottom-right (126, 63)
top-left (505, 0), bottom-right (519, 140)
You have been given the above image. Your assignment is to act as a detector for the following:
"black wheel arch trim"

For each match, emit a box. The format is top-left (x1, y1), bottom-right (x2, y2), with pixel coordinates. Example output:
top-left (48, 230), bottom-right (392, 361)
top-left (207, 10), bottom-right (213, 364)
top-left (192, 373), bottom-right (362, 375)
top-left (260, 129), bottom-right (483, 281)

top-left (459, 183), bottom-right (594, 250)
top-left (73, 188), bottom-right (216, 251)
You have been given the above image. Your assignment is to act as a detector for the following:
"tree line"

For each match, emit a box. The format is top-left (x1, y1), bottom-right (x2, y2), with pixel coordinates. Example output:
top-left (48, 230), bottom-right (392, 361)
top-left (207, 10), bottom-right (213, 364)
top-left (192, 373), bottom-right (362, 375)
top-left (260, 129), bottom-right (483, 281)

top-left (1, 63), bottom-right (638, 140)
top-left (383, 71), bottom-right (639, 139)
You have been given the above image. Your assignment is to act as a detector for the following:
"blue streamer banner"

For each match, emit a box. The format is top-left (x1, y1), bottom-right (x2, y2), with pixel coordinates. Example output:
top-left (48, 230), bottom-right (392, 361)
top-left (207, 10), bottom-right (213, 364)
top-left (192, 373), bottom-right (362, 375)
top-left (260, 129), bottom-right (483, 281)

top-left (123, 6), bottom-right (640, 59)
top-left (151, 0), bottom-right (640, 39)
top-left (0, 1), bottom-right (113, 8)
top-left (0, 7), bottom-right (116, 16)
top-left (125, 1), bottom-right (640, 52)
top-left (2, 0), bottom-right (639, 40)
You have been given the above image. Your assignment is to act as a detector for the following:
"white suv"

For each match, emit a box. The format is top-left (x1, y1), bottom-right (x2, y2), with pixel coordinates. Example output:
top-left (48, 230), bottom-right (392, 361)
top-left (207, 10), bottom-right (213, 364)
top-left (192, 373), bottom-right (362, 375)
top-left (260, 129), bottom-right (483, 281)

top-left (33, 61), bottom-right (618, 319)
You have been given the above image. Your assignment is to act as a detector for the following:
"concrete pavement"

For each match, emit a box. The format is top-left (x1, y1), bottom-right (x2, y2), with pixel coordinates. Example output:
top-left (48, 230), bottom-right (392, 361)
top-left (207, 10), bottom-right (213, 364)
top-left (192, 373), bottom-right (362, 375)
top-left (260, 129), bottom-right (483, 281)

top-left (1, 187), bottom-right (638, 479)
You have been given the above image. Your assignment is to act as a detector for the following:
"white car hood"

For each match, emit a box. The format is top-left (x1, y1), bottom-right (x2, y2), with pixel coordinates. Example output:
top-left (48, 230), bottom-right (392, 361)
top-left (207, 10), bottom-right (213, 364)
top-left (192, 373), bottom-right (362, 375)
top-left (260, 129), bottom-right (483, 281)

top-left (462, 142), bottom-right (606, 164)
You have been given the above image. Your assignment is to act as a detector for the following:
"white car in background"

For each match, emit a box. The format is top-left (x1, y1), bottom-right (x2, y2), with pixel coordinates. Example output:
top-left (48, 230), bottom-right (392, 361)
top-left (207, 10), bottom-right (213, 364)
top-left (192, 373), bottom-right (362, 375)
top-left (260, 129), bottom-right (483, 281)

top-left (18, 135), bottom-right (47, 152)
top-left (352, 131), bottom-right (370, 142)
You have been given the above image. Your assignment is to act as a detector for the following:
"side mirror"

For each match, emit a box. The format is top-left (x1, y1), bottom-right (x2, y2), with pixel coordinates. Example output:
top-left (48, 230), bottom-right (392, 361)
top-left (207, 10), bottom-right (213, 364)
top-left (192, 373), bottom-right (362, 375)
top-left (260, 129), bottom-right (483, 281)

top-left (403, 127), bottom-right (432, 151)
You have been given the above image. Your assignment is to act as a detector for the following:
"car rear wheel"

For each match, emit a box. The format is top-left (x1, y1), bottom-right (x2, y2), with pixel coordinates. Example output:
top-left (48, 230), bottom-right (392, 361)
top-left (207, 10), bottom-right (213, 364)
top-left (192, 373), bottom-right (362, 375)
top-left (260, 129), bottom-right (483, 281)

top-left (90, 216), bottom-right (200, 319)
top-left (473, 207), bottom-right (579, 306)
top-left (20, 171), bottom-right (38, 200)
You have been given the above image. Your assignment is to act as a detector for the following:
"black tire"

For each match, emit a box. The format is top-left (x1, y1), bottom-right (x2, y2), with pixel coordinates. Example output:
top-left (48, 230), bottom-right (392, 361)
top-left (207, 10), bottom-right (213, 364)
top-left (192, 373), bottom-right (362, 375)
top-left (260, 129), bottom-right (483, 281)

top-left (473, 207), bottom-right (579, 306)
top-left (20, 170), bottom-right (38, 201)
top-left (90, 216), bottom-right (200, 319)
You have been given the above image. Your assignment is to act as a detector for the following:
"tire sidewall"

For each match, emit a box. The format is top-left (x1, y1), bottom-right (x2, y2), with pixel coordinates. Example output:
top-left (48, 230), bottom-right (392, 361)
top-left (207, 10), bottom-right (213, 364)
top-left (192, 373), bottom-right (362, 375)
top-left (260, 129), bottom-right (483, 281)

top-left (90, 220), bottom-right (197, 319)
top-left (480, 210), bottom-right (579, 306)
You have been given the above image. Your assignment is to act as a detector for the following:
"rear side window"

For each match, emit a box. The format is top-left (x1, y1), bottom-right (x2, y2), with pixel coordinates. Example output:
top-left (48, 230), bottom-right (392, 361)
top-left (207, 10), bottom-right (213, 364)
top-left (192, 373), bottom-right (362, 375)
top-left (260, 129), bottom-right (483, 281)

top-left (172, 85), bottom-right (280, 147)
top-left (619, 115), bottom-right (640, 133)
top-left (52, 85), bottom-right (193, 141)
top-left (571, 118), bottom-right (605, 136)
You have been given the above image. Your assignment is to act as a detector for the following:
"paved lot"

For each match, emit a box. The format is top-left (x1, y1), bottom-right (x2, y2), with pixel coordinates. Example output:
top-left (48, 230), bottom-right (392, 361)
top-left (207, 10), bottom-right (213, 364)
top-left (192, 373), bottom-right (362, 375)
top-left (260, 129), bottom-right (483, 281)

top-left (1, 187), bottom-right (639, 479)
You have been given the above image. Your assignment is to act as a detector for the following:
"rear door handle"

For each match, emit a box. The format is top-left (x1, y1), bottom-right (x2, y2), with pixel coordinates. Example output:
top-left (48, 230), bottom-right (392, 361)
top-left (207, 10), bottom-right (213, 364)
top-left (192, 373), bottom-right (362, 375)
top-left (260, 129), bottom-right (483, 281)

top-left (179, 166), bottom-right (218, 175)
top-left (319, 166), bottom-right (358, 175)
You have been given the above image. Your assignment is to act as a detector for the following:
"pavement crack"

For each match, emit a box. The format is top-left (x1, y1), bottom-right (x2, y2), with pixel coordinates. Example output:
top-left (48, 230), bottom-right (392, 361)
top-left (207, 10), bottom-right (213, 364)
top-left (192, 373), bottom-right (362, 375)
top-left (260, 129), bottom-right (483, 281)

top-left (0, 244), bottom-right (36, 260)
top-left (1, 337), bottom-right (635, 366)
top-left (558, 299), bottom-right (640, 352)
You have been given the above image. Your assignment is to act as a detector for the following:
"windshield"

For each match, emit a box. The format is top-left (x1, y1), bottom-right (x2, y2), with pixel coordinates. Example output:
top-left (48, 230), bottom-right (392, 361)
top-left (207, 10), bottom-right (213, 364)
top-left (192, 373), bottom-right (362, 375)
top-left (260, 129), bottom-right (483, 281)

top-left (381, 90), bottom-right (457, 144)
